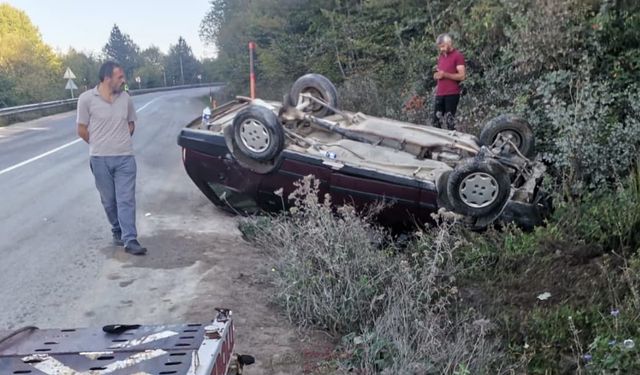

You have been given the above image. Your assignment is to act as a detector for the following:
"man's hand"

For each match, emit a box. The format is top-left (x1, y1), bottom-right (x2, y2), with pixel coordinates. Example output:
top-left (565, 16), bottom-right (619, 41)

top-left (434, 67), bottom-right (466, 81)
top-left (77, 123), bottom-right (89, 143)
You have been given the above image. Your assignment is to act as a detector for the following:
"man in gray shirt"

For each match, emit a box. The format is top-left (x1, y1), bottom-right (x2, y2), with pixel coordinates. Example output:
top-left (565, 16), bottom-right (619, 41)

top-left (77, 61), bottom-right (147, 255)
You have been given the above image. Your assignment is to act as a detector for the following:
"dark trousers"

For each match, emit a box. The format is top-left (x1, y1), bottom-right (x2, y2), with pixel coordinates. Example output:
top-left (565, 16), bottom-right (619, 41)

top-left (433, 94), bottom-right (460, 130)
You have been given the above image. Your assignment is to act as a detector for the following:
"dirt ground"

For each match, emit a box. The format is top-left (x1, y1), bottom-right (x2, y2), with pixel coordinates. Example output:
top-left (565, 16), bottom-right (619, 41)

top-left (133, 196), bottom-right (336, 374)
top-left (459, 238), bottom-right (615, 320)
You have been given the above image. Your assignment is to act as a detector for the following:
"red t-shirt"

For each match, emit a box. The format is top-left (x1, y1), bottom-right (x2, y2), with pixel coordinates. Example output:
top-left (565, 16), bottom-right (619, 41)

top-left (436, 49), bottom-right (465, 96)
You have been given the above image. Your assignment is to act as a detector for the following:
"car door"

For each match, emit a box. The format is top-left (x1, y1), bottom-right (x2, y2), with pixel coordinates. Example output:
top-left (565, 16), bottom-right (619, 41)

top-left (329, 167), bottom-right (423, 228)
top-left (256, 152), bottom-right (332, 212)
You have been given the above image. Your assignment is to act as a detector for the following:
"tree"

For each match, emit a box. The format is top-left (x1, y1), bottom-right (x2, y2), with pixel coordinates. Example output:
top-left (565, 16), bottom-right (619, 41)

top-left (0, 4), bottom-right (62, 106)
top-left (103, 24), bottom-right (140, 79)
top-left (140, 46), bottom-right (165, 66)
top-left (60, 48), bottom-right (101, 92)
top-left (166, 37), bottom-right (201, 85)
top-left (133, 46), bottom-right (166, 88)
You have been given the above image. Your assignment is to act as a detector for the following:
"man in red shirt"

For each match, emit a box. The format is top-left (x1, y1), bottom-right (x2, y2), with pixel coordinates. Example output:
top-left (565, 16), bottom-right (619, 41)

top-left (433, 33), bottom-right (466, 130)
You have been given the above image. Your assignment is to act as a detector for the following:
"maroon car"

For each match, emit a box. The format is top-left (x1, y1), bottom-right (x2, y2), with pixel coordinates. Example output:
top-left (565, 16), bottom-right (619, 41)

top-left (178, 74), bottom-right (550, 230)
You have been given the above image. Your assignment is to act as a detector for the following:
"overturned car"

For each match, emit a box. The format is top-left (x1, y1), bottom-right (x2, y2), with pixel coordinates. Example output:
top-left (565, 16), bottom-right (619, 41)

top-left (178, 74), bottom-right (550, 229)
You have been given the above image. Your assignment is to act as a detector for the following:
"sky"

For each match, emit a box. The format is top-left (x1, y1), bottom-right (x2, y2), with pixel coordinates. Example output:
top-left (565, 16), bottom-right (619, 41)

top-left (5, 0), bottom-right (216, 59)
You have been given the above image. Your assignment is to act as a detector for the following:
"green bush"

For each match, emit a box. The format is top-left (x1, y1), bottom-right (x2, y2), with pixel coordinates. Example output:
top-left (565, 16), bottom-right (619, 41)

top-left (553, 163), bottom-right (640, 252)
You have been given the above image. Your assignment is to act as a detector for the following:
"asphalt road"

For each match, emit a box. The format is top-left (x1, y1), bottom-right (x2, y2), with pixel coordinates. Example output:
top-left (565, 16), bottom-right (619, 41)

top-left (0, 88), bottom-right (320, 373)
top-left (0, 87), bottom-right (217, 326)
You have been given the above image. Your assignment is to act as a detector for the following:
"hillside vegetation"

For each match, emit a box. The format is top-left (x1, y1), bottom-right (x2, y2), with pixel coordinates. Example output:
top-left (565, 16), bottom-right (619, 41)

top-left (212, 1), bottom-right (640, 373)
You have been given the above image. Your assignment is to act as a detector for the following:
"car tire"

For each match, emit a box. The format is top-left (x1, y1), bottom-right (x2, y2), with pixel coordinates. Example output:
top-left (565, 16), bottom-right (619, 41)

top-left (288, 73), bottom-right (338, 117)
top-left (447, 158), bottom-right (511, 218)
top-left (479, 114), bottom-right (535, 158)
top-left (232, 105), bottom-right (284, 161)
top-left (436, 170), bottom-right (454, 211)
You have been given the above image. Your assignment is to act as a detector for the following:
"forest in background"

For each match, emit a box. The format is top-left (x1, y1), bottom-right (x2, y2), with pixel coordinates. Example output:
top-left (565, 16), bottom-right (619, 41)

top-left (0, 3), bottom-right (215, 108)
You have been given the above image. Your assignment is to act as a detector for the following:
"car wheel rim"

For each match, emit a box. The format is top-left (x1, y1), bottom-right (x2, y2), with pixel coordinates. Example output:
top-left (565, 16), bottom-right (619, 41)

top-left (459, 172), bottom-right (499, 208)
top-left (497, 130), bottom-right (522, 148)
top-left (240, 119), bottom-right (270, 153)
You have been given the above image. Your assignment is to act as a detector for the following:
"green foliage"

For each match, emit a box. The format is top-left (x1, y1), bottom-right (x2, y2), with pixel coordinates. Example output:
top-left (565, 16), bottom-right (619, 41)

top-left (165, 37), bottom-right (202, 85)
top-left (215, 3), bottom-right (640, 371)
top-left (60, 48), bottom-right (101, 91)
top-left (452, 168), bottom-right (640, 372)
top-left (553, 163), bottom-right (640, 252)
top-left (103, 24), bottom-right (141, 79)
top-left (527, 74), bottom-right (640, 191)
top-left (240, 176), bottom-right (502, 373)
top-left (132, 46), bottom-right (166, 88)
top-left (201, 0), bottom-right (640, 190)
top-left (0, 4), bottom-right (62, 106)
top-left (520, 306), bottom-right (601, 373)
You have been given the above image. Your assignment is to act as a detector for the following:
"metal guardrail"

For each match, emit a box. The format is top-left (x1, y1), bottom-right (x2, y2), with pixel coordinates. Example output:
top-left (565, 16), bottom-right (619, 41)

top-left (0, 82), bottom-right (225, 118)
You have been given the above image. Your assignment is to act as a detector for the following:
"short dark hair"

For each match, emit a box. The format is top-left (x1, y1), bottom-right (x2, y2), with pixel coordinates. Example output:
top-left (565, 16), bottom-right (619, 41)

top-left (99, 61), bottom-right (122, 82)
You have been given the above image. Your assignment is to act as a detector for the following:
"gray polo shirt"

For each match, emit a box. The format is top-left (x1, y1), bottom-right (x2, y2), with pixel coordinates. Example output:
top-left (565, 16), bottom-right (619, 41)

top-left (77, 87), bottom-right (137, 156)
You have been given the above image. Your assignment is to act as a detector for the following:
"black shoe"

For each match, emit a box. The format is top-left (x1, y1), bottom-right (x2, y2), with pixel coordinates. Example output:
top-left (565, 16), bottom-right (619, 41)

top-left (112, 232), bottom-right (124, 246)
top-left (124, 240), bottom-right (147, 256)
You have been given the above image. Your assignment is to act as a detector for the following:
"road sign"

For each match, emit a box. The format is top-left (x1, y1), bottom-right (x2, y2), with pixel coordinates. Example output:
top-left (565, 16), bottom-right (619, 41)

top-left (65, 79), bottom-right (78, 98)
top-left (63, 67), bottom-right (76, 79)
top-left (65, 79), bottom-right (78, 90)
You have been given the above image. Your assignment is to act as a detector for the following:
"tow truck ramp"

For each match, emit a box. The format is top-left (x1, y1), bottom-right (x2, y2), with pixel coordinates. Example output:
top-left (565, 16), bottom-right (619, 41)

top-left (0, 309), bottom-right (252, 375)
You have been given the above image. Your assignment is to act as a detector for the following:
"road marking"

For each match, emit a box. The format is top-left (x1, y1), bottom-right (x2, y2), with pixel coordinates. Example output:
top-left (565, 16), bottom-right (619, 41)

top-left (0, 138), bottom-right (83, 176)
top-left (136, 97), bottom-right (160, 113)
top-left (0, 97), bottom-right (160, 176)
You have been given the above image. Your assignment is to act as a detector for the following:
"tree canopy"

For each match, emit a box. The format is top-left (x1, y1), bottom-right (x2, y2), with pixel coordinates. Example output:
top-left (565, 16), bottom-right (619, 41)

top-left (0, 4), bottom-right (62, 106)
top-left (103, 24), bottom-right (141, 79)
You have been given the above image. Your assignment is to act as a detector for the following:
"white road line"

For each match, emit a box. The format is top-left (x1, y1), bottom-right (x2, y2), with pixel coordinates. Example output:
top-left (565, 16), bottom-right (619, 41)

top-left (0, 97), bottom-right (160, 176)
top-left (136, 97), bottom-right (161, 113)
top-left (0, 138), bottom-right (83, 176)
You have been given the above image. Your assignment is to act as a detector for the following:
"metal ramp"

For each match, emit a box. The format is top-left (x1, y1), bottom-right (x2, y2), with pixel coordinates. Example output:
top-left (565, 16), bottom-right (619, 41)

top-left (0, 309), bottom-right (239, 375)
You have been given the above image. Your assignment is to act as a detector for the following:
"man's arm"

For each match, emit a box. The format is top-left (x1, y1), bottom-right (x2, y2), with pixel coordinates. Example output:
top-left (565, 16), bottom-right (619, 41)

top-left (76, 95), bottom-right (90, 143)
top-left (441, 65), bottom-right (466, 81)
top-left (77, 123), bottom-right (89, 143)
top-left (127, 96), bottom-right (137, 136)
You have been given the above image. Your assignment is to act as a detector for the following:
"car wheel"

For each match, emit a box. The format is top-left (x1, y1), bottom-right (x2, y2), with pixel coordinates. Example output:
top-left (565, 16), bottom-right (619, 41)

top-left (447, 158), bottom-right (511, 218)
top-left (232, 105), bottom-right (284, 161)
top-left (479, 114), bottom-right (535, 158)
top-left (288, 73), bottom-right (338, 117)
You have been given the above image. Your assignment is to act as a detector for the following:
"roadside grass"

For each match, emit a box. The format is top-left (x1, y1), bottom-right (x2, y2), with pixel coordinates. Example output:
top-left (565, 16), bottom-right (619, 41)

top-left (239, 165), bottom-right (640, 373)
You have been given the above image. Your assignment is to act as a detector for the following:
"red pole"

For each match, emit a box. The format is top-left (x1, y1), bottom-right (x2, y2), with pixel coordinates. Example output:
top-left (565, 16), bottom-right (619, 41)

top-left (249, 41), bottom-right (256, 99)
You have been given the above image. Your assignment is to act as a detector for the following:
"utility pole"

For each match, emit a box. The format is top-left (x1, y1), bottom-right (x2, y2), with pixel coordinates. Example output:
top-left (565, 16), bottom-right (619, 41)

top-left (179, 53), bottom-right (184, 85)
top-left (162, 67), bottom-right (167, 87)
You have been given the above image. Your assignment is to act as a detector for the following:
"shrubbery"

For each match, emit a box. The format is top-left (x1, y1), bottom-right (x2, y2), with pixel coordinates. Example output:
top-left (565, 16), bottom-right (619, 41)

top-left (203, 0), bottom-right (640, 193)
top-left (240, 176), bottom-right (502, 373)
top-left (209, 0), bottom-right (640, 372)
top-left (239, 167), bottom-right (640, 373)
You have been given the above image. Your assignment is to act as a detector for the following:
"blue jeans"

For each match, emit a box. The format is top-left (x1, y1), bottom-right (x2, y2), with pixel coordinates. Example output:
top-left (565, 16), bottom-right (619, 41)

top-left (90, 156), bottom-right (137, 245)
